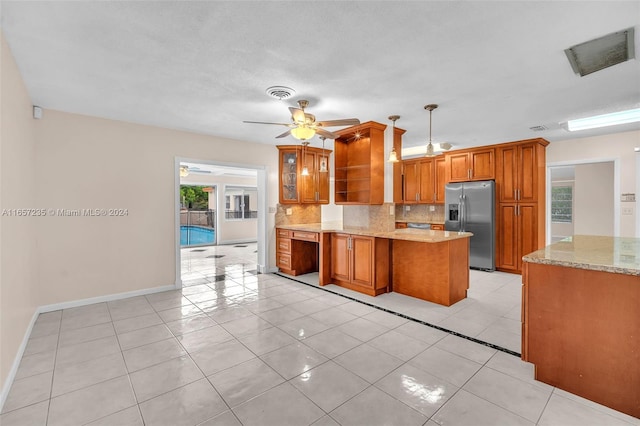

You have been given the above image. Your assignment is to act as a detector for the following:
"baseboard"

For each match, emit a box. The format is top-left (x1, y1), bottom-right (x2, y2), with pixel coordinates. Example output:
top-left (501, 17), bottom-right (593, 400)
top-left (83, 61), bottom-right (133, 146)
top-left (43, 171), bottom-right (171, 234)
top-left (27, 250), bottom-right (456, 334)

top-left (0, 282), bottom-right (178, 412)
top-left (38, 284), bottom-right (177, 313)
top-left (0, 309), bottom-right (39, 412)
top-left (217, 239), bottom-right (258, 245)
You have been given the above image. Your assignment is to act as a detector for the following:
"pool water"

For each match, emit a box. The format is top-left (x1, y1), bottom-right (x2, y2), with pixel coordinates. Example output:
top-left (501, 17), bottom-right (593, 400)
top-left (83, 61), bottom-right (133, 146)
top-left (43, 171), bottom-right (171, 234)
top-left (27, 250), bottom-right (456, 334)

top-left (181, 226), bottom-right (215, 246)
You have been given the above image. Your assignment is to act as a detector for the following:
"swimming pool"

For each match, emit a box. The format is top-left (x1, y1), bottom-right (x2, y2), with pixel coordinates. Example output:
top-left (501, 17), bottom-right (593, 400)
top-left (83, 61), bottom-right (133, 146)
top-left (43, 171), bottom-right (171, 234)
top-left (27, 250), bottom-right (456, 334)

top-left (180, 226), bottom-right (215, 246)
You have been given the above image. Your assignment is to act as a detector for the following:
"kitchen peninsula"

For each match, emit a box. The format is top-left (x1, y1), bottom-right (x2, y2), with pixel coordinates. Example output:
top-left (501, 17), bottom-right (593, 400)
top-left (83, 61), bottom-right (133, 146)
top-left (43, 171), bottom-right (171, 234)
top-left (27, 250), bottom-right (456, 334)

top-left (521, 236), bottom-right (640, 418)
top-left (276, 222), bottom-right (473, 306)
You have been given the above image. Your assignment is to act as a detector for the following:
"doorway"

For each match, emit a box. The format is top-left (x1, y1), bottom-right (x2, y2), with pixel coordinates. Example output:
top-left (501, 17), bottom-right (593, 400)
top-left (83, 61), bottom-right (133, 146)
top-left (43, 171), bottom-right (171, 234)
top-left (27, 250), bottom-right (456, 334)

top-left (174, 158), bottom-right (268, 287)
top-left (547, 159), bottom-right (618, 243)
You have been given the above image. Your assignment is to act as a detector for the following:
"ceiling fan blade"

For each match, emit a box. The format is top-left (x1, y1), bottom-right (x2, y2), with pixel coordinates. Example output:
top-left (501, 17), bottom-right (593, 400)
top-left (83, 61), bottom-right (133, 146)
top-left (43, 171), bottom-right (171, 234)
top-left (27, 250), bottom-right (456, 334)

top-left (316, 118), bottom-right (361, 127)
top-left (243, 120), bottom-right (292, 126)
top-left (315, 128), bottom-right (338, 139)
top-left (288, 107), bottom-right (306, 124)
top-left (275, 129), bottom-right (292, 139)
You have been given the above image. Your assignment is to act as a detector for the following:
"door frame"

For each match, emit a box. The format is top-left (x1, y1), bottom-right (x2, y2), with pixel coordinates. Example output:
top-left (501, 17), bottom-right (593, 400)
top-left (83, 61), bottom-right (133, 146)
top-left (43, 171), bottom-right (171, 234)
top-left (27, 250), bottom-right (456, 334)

top-left (174, 157), bottom-right (268, 288)
top-left (546, 158), bottom-right (619, 244)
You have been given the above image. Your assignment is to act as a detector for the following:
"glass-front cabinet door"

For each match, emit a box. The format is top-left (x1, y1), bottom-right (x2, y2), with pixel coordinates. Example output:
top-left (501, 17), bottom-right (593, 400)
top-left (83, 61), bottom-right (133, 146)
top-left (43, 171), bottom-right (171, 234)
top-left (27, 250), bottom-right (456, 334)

top-left (279, 148), bottom-right (299, 203)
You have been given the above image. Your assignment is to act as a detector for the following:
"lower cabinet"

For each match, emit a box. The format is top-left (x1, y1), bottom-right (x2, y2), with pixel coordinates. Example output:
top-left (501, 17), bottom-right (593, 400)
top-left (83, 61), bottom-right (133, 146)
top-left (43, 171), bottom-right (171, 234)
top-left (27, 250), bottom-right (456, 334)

top-left (330, 233), bottom-right (389, 296)
top-left (496, 203), bottom-right (538, 273)
top-left (276, 228), bottom-right (319, 276)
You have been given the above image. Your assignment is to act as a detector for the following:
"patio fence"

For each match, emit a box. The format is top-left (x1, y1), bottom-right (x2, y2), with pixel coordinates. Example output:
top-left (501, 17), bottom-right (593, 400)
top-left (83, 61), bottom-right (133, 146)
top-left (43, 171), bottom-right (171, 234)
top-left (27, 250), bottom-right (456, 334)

top-left (180, 209), bottom-right (216, 229)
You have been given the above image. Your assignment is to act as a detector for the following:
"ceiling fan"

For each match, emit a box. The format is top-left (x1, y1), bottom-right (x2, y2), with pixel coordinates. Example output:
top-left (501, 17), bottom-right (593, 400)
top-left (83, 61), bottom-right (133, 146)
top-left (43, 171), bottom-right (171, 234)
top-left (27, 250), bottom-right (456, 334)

top-left (243, 100), bottom-right (360, 141)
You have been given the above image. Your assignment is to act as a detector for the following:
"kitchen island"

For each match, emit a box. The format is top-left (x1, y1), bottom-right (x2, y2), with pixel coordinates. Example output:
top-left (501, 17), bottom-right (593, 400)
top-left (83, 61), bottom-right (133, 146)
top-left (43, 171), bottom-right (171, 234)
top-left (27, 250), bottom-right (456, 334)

top-left (521, 236), bottom-right (639, 418)
top-left (275, 222), bottom-right (472, 306)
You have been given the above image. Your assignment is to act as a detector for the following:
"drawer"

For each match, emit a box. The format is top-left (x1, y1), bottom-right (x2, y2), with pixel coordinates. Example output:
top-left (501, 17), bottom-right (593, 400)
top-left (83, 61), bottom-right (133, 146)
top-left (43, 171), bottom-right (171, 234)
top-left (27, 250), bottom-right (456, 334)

top-left (292, 231), bottom-right (319, 242)
top-left (276, 253), bottom-right (291, 269)
top-left (277, 238), bottom-right (291, 253)
top-left (276, 228), bottom-right (291, 238)
top-left (431, 224), bottom-right (444, 231)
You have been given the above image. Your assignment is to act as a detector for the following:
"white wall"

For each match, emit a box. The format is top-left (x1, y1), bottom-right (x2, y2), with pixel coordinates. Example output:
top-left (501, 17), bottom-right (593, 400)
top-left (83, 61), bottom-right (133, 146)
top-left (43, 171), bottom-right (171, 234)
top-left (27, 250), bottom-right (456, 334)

top-left (34, 110), bottom-right (279, 306)
top-left (0, 32), bottom-right (39, 394)
top-left (547, 130), bottom-right (639, 237)
top-left (574, 162), bottom-right (614, 236)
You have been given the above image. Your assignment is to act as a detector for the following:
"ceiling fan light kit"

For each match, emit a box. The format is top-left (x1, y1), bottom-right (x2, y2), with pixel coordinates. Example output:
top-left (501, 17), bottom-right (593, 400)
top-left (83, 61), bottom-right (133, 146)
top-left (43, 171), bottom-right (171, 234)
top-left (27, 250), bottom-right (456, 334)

top-left (244, 99), bottom-right (360, 143)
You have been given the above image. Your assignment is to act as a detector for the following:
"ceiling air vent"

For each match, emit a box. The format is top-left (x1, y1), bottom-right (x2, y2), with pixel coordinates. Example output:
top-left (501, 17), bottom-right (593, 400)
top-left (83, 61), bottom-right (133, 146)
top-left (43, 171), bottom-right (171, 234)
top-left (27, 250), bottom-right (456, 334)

top-left (564, 27), bottom-right (635, 77)
top-left (265, 86), bottom-right (296, 100)
top-left (529, 125), bottom-right (548, 132)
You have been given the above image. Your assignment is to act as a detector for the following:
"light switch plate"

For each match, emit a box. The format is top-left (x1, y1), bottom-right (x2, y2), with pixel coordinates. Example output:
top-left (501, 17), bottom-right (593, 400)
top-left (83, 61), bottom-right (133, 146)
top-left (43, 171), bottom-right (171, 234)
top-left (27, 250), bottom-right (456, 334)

top-left (405, 205), bottom-right (410, 211)
top-left (268, 207), bottom-right (276, 214)
top-left (286, 208), bottom-right (293, 215)
top-left (622, 207), bottom-right (633, 215)
top-left (389, 205), bottom-right (394, 215)
top-left (429, 205), bottom-right (435, 212)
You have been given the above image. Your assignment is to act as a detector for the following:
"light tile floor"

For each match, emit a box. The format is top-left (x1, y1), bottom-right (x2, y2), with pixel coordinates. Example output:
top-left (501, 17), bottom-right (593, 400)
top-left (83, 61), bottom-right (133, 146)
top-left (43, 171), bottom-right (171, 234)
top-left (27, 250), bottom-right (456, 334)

top-left (2, 243), bottom-right (638, 425)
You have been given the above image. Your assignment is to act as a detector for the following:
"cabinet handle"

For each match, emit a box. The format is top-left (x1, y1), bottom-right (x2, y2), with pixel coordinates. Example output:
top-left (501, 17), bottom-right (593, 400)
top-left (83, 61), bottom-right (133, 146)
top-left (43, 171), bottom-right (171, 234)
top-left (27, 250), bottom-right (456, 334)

top-left (518, 189), bottom-right (521, 200)
top-left (514, 189), bottom-right (517, 200)
top-left (434, 192), bottom-right (437, 202)
top-left (416, 193), bottom-right (419, 201)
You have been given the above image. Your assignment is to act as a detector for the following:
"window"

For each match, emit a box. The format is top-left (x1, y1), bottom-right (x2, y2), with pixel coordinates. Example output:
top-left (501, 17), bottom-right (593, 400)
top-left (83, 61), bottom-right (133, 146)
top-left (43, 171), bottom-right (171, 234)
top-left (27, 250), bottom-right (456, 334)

top-left (551, 185), bottom-right (573, 222)
top-left (224, 186), bottom-right (258, 220)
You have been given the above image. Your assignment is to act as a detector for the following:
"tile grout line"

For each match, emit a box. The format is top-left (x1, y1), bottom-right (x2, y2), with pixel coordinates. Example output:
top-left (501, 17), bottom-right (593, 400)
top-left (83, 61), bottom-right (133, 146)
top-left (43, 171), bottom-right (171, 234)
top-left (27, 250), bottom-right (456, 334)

top-left (275, 272), bottom-right (521, 358)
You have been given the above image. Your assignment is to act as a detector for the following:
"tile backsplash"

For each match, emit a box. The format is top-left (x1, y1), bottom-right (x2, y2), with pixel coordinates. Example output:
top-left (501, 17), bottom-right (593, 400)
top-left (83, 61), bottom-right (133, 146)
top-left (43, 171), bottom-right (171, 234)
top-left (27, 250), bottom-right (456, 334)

top-left (275, 204), bottom-right (321, 226)
top-left (343, 203), bottom-right (396, 232)
top-left (394, 204), bottom-right (445, 223)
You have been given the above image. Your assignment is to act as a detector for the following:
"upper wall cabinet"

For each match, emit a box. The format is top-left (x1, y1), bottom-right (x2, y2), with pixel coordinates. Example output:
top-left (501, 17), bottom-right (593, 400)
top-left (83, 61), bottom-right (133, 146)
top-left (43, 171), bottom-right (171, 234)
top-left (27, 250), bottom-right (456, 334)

top-left (496, 138), bottom-right (549, 203)
top-left (277, 145), bottom-right (332, 204)
top-left (334, 121), bottom-right (387, 205)
top-left (446, 147), bottom-right (495, 182)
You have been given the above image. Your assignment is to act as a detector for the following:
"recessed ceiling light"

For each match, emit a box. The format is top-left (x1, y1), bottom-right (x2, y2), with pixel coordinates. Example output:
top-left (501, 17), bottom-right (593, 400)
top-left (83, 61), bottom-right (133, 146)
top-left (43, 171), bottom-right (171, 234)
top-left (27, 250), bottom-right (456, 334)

top-left (567, 108), bottom-right (640, 131)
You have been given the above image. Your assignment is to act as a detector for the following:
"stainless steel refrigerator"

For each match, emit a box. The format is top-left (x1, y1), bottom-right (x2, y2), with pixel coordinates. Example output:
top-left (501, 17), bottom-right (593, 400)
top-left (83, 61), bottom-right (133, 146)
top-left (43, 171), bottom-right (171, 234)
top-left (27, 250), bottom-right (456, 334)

top-left (445, 180), bottom-right (495, 271)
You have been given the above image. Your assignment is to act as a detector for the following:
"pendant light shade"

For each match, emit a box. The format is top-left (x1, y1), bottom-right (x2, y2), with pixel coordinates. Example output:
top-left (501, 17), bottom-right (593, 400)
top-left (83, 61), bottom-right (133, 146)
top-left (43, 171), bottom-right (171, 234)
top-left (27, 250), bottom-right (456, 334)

top-left (424, 104), bottom-right (441, 157)
top-left (300, 141), bottom-right (310, 176)
top-left (387, 115), bottom-right (400, 163)
top-left (319, 137), bottom-right (328, 172)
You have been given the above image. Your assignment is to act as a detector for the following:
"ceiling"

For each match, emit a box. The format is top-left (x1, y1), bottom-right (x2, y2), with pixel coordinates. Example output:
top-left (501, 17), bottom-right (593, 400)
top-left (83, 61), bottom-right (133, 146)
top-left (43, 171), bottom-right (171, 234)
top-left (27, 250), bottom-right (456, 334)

top-left (2, 1), bottom-right (639, 154)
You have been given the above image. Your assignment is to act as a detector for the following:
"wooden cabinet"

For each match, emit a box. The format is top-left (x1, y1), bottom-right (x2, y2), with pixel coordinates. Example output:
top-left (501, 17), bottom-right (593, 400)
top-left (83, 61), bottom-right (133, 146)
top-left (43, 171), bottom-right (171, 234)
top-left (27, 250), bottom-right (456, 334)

top-left (277, 145), bottom-right (331, 204)
top-left (496, 139), bottom-right (546, 203)
top-left (333, 122), bottom-right (387, 205)
top-left (330, 233), bottom-right (389, 296)
top-left (497, 204), bottom-right (538, 273)
top-left (403, 158), bottom-right (436, 203)
top-left (495, 138), bottom-right (548, 273)
top-left (447, 147), bottom-right (495, 182)
top-left (275, 228), bottom-right (319, 276)
top-left (434, 156), bottom-right (447, 204)
top-left (397, 156), bottom-right (445, 205)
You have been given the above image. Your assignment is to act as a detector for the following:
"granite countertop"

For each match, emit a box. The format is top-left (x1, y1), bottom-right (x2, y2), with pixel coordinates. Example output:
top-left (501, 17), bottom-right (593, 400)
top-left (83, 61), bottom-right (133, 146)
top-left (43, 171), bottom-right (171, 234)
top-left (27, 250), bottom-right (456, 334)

top-left (277, 222), bottom-right (472, 243)
top-left (523, 235), bottom-right (640, 276)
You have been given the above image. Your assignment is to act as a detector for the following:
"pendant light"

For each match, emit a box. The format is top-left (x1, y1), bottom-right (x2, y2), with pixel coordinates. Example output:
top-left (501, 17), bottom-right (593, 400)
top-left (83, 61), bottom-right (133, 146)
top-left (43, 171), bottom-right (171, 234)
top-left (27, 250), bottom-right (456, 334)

top-left (300, 141), bottom-right (310, 176)
top-left (387, 115), bottom-right (400, 162)
top-left (319, 136), bottom-right (328, 172)
top-left (424, 104), bottom-right (440, 157)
